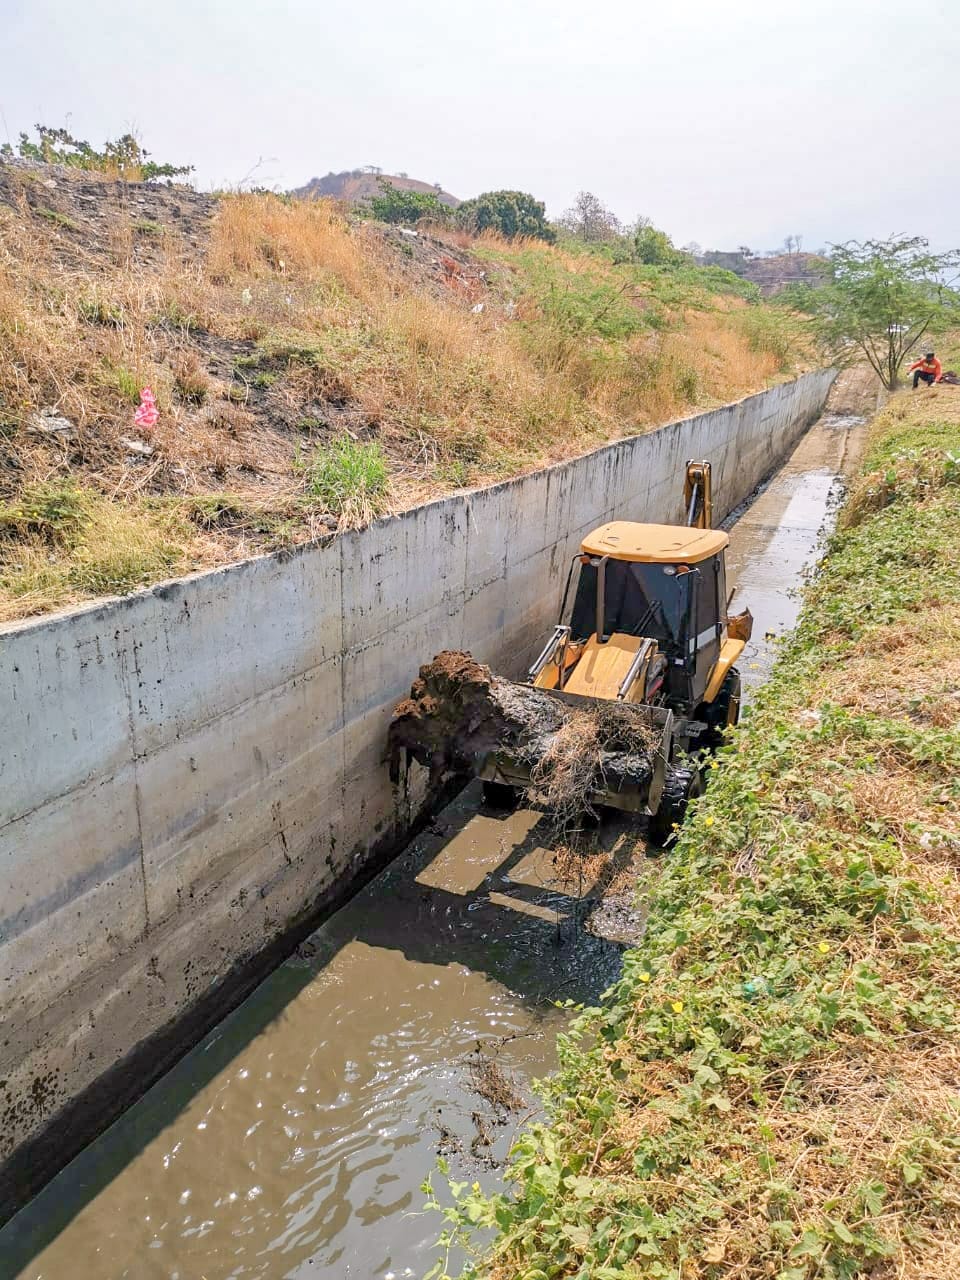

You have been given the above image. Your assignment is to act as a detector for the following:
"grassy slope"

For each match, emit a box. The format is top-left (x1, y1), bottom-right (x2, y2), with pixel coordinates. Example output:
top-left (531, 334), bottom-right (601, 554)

top-left (0, 173), bottom-right (805, 623)
top-left (431, 388), bottom-right (960, 1279)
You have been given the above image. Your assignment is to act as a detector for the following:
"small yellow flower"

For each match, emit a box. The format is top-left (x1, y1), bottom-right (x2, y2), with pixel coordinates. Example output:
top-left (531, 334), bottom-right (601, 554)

top-left (671, 1000), bottom-right (684, 1014)
top-left (472, 1181), bottom-right (481, 1192)
top-left (817, 941), bottom-right (831, 954)
top-left (709, 759), bottom-right (720, 770)
top-left (639, 972), bottom-right (651, 983)
top-left (703, 815), bottom-right (714, 827)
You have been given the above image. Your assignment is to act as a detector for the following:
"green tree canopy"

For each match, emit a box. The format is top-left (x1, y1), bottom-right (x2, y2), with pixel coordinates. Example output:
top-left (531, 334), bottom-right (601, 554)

top-left (456, 190), bottom-right (555, 241)
top-left (632, 216), bottom-right (685, 266)
top-left (367, 178), bottom-right (447, 225)
top-left (809, 235), bottom-right (960, 389)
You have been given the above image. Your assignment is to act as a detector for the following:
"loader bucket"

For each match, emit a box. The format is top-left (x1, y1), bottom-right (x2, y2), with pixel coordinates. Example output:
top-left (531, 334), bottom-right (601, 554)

top-left (479, 689), bottom-right (674, 816)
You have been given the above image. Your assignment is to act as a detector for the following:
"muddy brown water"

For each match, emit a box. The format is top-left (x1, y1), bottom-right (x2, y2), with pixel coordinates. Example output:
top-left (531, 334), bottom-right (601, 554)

top-left (1, 411), bottom-right (865, 1280)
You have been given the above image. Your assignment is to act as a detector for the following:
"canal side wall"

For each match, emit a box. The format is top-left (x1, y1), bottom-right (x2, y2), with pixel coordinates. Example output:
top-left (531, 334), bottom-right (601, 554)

top-left (0, 368), bottom-right (835, 1213)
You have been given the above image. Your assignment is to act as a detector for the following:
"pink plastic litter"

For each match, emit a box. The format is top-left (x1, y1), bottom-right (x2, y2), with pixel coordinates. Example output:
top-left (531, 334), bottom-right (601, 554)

top-left (134, 387), bottom-right (159, 430)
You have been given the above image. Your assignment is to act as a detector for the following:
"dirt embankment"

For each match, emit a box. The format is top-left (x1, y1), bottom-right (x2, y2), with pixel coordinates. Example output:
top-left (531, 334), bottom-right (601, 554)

top-left (0, 161), bottom-right (809, 623)
top-left (0, 159), bottom-right (217, 267)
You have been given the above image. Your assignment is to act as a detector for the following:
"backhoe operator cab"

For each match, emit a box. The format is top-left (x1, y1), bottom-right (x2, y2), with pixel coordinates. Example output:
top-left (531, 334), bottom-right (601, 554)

top-left (535, 521), bottom-right (743, 739)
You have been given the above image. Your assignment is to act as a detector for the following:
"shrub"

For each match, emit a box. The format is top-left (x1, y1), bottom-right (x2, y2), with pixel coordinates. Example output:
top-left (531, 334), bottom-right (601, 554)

top-left (77, 294), bottom-right (123, 327)
top-left (731, 305), bottom-right (802, 369)
top-left (456, 190), bottom-right (555, 242)
top-left (110, 364), bottom-right (143, 403)
top-left (633, 218), bottom-right (684, 266)
top-left (0, 482), bottom-right (88, 544)
top-left (36, 207), bottom-right (80, 231)
top-left (368, 178), bottom-right (448, 226)
top-left (173, 352), bottom-right (210, 404)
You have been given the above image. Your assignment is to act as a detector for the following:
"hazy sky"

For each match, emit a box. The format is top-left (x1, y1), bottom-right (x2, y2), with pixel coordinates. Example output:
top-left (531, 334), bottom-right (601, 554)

top-left (4, 0), bottom-right (957, 251)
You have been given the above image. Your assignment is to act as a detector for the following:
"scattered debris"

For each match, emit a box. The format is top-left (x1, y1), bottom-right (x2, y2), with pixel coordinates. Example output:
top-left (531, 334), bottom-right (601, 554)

top-left (133, 387), bottom-right (158, 431)
top-left (27, 408), bottom-right (76, 439)
top-left (467, 1054), bottom-right (525, 1115)
top-left (433, 1107), bottom-right (462, 1157)
top-left (470, 1110), bottom-right (493, 1156)
top-left (459, 1046), bottom-right (528, 1168)
top-left (120, 438), bottom-right (154, 457)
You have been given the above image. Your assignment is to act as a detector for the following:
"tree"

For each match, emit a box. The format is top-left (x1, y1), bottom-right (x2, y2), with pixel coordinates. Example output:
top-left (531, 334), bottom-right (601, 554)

top-left (560, 191), bottom-right (622, 243)
top-left (632, 216), bottom-right (684, 266)
top-left (368, 177), bottom-right (447, 225)
top-left (809, 235), bottom-right (960, 389)
top-left (1, 124), bottom-right (192, 181)
top-left (456, 190), bottom-right (555, 242)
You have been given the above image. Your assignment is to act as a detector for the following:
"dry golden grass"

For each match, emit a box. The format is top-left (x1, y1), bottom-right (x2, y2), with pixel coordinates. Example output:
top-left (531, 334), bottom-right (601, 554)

top-left (0, 177), bottom-right (808, 623)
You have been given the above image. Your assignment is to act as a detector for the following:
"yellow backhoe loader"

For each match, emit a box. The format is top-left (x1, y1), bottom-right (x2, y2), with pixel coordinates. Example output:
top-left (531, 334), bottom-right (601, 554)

top-left (478, 460), bottom-right (752, 841)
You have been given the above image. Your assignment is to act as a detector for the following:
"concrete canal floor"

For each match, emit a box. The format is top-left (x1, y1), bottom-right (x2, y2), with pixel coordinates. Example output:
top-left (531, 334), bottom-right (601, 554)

top-left (1, 407), bottom-right (867, 1280)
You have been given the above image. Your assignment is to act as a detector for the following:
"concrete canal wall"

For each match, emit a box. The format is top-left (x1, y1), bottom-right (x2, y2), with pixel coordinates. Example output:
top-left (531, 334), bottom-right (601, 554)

top-left (0, 368), bottom-right (835, 1213)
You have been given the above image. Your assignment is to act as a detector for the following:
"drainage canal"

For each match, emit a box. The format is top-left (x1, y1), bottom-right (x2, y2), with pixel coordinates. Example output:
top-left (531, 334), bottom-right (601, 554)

top-left (2, 411), bottom-right (865, 1280)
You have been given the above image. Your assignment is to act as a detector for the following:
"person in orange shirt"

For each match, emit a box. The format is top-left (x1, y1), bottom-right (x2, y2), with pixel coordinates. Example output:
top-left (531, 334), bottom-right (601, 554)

top-left (908, 351), bottom-right (942, 388)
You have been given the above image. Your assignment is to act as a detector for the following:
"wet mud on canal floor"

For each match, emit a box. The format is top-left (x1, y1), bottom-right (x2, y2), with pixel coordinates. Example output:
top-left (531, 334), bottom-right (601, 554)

top-left (1, 408), bottom-right (867, 1280)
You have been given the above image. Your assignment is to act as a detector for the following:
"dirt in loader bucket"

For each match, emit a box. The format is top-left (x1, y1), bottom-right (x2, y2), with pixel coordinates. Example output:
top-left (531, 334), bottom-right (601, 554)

top-left (388, 650), bottom-right (659, 823)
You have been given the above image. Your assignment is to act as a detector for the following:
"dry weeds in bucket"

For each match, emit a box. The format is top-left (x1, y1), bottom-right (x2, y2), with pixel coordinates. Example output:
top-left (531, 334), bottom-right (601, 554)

top-left (529, 702), bottom-right (659, 834)
top-left (529, 711), bottom-right (602, 830)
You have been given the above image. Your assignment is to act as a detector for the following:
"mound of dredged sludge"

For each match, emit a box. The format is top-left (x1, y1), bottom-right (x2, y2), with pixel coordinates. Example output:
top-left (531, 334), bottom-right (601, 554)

top-left (387, 650), bottom-right (658, 806)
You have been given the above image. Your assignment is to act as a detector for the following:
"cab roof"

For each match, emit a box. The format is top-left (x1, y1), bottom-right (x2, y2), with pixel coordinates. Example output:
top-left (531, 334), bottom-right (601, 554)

top-left (581, 521), bottom-right (729, 565)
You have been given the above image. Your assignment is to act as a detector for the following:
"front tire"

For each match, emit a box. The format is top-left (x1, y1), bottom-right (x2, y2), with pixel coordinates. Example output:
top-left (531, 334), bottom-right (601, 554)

top-left (648, 765), bottom-right (704, 847)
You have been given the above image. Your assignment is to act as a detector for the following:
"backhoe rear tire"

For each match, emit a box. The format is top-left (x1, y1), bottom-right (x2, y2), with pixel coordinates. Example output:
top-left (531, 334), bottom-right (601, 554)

top-left (482, 780), bottom-right (518, 811)
top-left (648, 765), bottom-right (705, 848)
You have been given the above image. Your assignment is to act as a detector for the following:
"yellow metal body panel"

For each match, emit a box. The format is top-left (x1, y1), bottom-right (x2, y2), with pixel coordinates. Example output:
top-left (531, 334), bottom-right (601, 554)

top-left (532, 642), bottom-right (584, 690)
top-left (561, 632), bottom-right (643, 699)
top-left (582, 521), bottom-right (728, 564)
top-left (684, 460), bottom-right (713, 531)
top-left (703, 637), bottom-right (745, 703)
top-left (533, 664), bottom-right (560, 690)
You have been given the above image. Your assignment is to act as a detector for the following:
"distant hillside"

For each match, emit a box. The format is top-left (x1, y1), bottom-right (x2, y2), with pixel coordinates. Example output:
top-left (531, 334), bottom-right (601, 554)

top-left (701, 250), bottom-right (826, 296)
top-left (742, 252), bottom-right (826, 295)
top-left (293, 169), bottom-right (460, 209)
